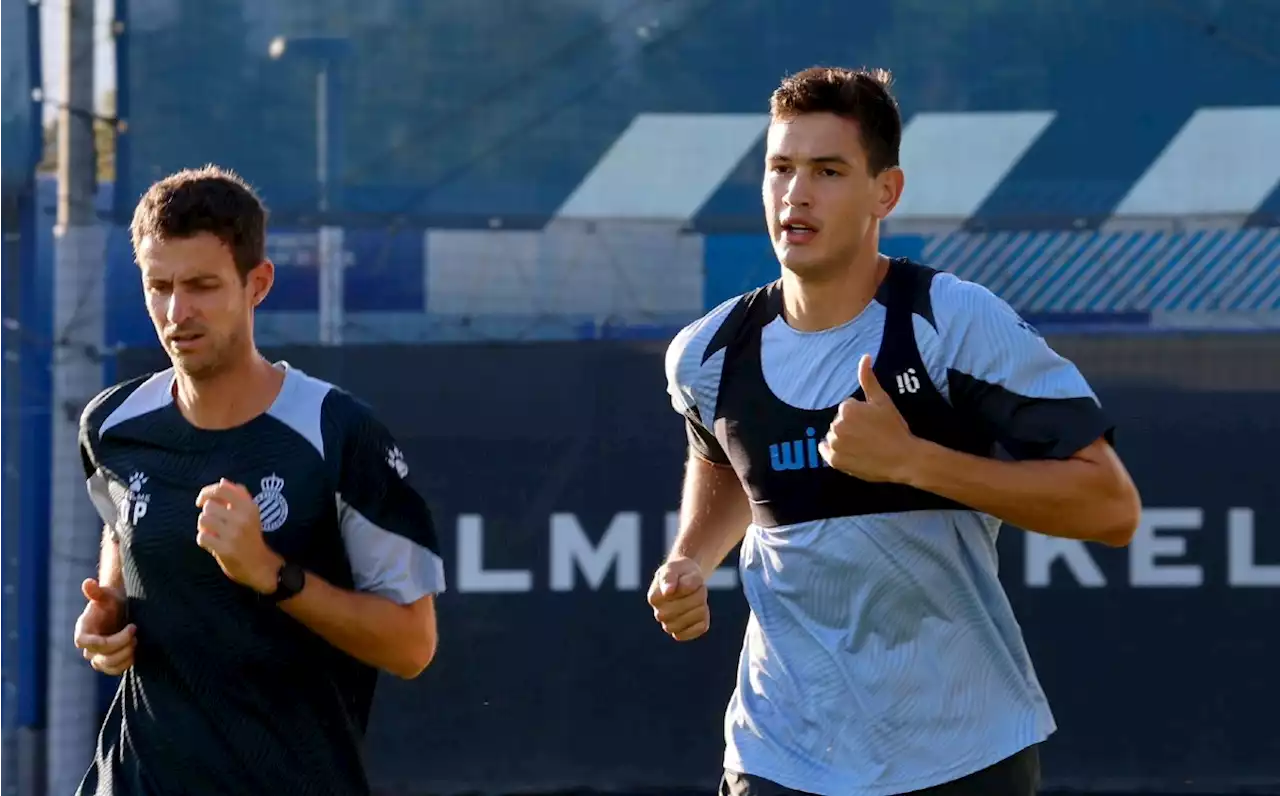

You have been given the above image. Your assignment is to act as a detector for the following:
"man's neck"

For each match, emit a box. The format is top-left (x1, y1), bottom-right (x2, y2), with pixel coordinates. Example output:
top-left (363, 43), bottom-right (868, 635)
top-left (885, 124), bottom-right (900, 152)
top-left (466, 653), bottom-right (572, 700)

top-left (173, 353), bottom-right (286, 430)
top-left (781, 249), bottom-right (889, 332)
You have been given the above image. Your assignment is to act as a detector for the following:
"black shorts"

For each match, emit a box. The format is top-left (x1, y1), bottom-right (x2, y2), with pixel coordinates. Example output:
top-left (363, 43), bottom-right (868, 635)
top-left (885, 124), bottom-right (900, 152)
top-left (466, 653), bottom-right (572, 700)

top-left (720, 744), bottom-right (1040, 796)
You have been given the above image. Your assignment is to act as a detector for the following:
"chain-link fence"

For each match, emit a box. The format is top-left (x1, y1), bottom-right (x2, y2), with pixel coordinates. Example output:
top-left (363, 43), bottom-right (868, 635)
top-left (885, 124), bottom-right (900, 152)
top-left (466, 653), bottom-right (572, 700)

top-left (7, 0), bottom-right (1280, 793)
top-left (90, 0), bottom-right (1280, 342)
top-left (0, 3), bottom-right (41, 793)
top-left (114, 0), bottom-right (1280, 226)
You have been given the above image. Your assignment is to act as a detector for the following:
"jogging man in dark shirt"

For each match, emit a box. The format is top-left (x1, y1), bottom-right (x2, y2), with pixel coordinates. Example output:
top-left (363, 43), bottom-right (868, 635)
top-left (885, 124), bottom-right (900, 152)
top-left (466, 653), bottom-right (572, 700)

top-left (72, 165), bottom-right (446, 795)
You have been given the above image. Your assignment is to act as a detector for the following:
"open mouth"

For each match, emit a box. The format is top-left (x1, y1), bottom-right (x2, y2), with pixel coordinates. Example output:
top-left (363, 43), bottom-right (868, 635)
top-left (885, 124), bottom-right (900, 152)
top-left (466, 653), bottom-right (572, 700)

top-left (781, 221), bottom-right (818, 243)
top-left (167, 332), bottom-right (205, 350)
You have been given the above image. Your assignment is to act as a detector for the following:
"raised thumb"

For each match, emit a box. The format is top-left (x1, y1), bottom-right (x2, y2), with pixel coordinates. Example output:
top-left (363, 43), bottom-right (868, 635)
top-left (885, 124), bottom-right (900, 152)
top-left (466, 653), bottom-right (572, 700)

top-left (858, 354), bottom-right (887, 402)
top-left (82, 578), bottom-right (105, 602)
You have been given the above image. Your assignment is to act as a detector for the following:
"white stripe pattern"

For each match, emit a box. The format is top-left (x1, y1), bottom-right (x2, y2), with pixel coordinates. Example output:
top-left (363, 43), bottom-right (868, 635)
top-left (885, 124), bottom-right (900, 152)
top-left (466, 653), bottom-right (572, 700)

top-left (928, 230), bottom-right (1280, 313)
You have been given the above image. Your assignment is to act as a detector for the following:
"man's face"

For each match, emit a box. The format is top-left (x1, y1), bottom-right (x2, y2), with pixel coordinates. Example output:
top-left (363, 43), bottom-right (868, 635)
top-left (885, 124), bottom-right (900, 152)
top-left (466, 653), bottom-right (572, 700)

top-left (137, 232), bottom-right (272, 380)
top-left (762, 112), bottom-right (903, 277)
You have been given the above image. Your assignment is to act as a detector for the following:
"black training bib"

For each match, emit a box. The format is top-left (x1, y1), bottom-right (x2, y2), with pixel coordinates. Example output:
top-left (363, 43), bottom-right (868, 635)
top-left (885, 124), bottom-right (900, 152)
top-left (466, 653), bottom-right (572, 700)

top-left (703, 258), bottom-right (995, 528)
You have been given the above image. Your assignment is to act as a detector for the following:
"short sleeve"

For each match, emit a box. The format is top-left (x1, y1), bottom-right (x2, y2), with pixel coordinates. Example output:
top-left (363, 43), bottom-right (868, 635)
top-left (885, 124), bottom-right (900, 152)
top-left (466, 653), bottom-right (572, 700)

top-left (332, 401), bottom-right (446, 603)
top-left (683, 411), bottom-right (730, 465)
top-left (665, 319), bottom-right (731, 466)
top-left (936, 277), bottom-right (1115, 461)
top-left (79, 393), bottom-right (121, 537)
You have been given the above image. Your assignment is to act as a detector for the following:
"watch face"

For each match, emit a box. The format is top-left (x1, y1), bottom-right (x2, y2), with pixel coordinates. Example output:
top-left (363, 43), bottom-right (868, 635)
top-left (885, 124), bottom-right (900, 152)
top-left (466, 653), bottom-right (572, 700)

top-left (280, 563), bottom-right (305, 594)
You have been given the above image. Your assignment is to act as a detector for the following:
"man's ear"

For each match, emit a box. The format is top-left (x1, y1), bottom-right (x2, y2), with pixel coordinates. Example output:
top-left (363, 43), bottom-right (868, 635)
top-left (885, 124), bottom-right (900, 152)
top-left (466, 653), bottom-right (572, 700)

top-left (247, 259), bottom-right (275, 307)
top-left (874, 166), bottom-right (905, 220)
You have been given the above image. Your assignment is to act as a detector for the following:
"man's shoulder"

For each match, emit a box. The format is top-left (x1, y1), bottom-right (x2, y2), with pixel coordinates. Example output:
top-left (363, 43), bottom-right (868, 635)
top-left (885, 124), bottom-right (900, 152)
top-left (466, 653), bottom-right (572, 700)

top-left (922, 268), bottom-right (1032, 342)
top-left (262, 366), bottom-right (387, 457)
top-left (314, 379), bottom-right (380, 431)
top-left (921, 267), bottom-right (991, 315)
top-left (916, 267), bottom-right (1066, 393)
top-left (282, 370), bottom-right (397, 460)
top-left (665, 291), bottom-right (758, 386)
top-left (268, 365), bottom-right (372, 422)
top-left (80, 370), bottom-right (174, 440)
top-left (294, 374), bottom-right (409, 484)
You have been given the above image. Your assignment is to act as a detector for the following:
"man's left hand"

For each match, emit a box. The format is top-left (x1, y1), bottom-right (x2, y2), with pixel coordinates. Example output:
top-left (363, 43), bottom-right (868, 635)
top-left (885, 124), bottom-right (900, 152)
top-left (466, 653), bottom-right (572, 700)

top-left (819, 354), bottom-right (921, 483)
top-left (195, 479), bottom-right (282, 594)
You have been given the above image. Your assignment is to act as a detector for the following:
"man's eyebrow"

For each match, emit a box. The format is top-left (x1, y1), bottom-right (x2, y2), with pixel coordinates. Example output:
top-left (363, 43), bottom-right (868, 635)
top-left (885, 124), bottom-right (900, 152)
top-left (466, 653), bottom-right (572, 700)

top-left (767, 154), bottom-right (852, 165)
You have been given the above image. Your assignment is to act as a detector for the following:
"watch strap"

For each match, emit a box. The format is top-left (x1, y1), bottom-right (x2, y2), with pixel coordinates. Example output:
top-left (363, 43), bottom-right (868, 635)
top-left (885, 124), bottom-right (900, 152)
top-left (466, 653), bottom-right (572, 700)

top-left (266, 562), bottom-right (305, 604)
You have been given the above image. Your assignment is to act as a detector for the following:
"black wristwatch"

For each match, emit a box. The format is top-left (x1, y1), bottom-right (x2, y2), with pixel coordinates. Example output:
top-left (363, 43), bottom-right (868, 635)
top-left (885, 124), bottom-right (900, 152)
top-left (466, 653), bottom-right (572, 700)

top-left (265, 562), bottom-right (306, 604)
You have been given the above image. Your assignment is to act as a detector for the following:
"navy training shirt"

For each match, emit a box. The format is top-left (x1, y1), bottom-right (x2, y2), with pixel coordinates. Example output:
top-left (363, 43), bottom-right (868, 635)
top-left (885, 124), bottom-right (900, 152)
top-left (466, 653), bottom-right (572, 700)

top-left (75, 363), bottom-right (446, 796)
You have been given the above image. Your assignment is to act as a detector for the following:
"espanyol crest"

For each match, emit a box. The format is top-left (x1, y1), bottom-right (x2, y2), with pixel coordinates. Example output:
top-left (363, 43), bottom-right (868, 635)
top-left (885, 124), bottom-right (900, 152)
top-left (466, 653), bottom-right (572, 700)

top-left (253, 473), bottom-right (289, 533)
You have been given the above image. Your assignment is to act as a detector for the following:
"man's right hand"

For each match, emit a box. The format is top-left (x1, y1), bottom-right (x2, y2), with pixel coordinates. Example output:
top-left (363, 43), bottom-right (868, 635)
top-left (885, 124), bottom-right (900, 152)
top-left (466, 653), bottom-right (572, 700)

top-left (74, 578), bottom-right (136, 676)
top-left (647, 557), bottom-right (710, 642)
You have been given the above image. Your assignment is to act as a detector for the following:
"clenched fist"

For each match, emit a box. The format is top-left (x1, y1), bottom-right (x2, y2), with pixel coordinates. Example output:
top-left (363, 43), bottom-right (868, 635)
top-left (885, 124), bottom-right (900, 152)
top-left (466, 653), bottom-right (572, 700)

top-left (74, 577), bottom-right (135, 676)
top-left (819, 354), bottom-right (920, 483)
top-left (647, 557), bottom-right (710, 642)
top-left (195, 479), bottom-right (282, 595)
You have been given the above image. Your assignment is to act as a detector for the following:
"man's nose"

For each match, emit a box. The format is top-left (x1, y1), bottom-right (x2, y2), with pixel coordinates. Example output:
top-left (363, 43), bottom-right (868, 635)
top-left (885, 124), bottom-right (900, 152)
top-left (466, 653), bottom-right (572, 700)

top-left (783, 174), bottom-right (812, 207)
top-left (165, 291), bottom-right (195, 325)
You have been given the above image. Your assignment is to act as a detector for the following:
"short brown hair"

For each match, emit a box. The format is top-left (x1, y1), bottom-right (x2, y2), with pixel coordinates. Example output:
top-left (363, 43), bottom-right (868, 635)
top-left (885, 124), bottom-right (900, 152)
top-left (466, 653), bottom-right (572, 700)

top-left (769, 66), bottom-right (902, 176)
top-left (130, 165), bottom-right (268, 281)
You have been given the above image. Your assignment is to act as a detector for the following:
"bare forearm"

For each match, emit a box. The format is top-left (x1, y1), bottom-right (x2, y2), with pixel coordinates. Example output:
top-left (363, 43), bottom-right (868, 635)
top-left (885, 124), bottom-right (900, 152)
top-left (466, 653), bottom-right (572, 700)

top-left (669, 453), bottom-right (752, 574)
top-left (276, 568), bottom-right (436, 679)
top-left (903, 437), bottom-right (1140, 546)
top-left (99, 527), bottom-right (124, 592)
